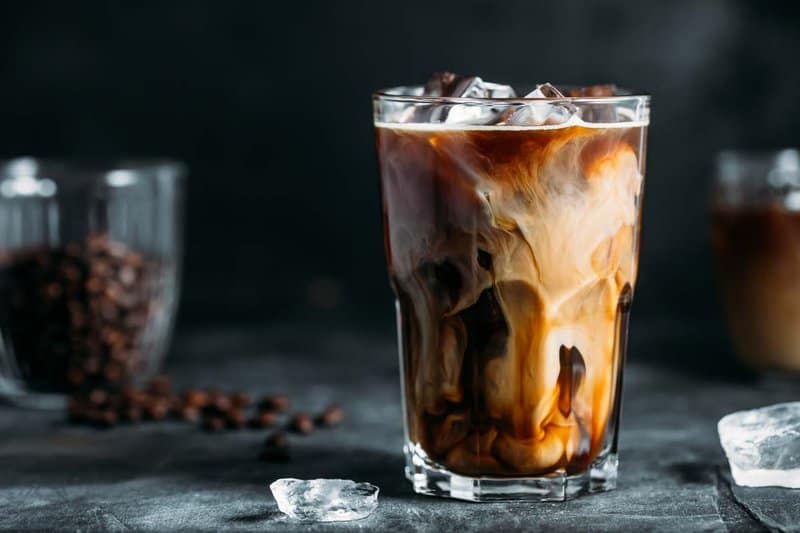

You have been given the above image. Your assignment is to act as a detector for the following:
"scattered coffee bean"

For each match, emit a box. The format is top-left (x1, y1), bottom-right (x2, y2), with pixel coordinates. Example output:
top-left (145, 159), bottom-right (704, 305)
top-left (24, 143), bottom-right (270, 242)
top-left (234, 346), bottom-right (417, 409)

top-left (264, 431), bottom-right (289, 448)
top-left (63, 380), bottom-right (343, 465)
top-left (144, 399), bottom-right (169, 421)
top-left (67, 397), bottom-right (87, 423)
top-left (148, 374), bottom-right (172, 396)
top-left (259, 394), bottom-right (289, 412)
top-left (182, 390), bottom-right (208, 408)
top-left (119, 265), bottom-right (136, 287)
top-left (168, 395), bottom-right (184, 417)
top-left (121, 405), bottom-right (142, 423)
top-left (88, 389), bottom-right (109, 407)
top-left (67, 367), bottom-right (85, 387)
top-left (179, 405), bottom-right (200, 423)
top-left (121, 386), bottom-right (143, 406)
top-left (259, 431), bottom-right (290, 462)
top-left (316, 405), bottom-right (345, 427)
top-left (99, 409), bottom-right (118, 428)
top-left (206, 390), bottom-right (232, 413)
top-left (230, 392), bottom-right (251, 409)
top-left (249, 410), bottom-right (279, 429)
top-left (203, 416), bottom-right (226, 432)
top-left (288, 413), bottom-right (314, 434)
top-left (226, 409), bottom-right (247, 429)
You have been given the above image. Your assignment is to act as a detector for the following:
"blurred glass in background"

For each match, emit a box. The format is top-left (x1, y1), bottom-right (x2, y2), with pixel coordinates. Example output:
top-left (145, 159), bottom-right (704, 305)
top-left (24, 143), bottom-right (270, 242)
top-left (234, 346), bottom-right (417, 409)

top-left (711, 149), bottom-right (800, 372)
top-left (0, 159), bottom-right (184, 408)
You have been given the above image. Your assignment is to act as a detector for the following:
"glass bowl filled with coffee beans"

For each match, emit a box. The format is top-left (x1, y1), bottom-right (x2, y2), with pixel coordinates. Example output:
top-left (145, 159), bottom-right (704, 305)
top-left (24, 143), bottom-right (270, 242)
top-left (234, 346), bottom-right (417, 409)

top-left (0, 158), bottom-right (184, 408)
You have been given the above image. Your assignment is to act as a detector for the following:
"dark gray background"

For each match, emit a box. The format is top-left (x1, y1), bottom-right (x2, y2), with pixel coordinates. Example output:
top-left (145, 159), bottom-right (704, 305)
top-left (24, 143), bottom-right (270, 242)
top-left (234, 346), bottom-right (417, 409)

top-left (1, 4), bottom-right (800, 530)
top-left (1, 1), bottom-right (798, 351)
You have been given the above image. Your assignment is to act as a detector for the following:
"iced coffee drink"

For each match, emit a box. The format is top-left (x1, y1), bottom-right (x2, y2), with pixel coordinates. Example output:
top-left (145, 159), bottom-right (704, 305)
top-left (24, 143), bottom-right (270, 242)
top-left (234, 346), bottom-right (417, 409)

top-left (374, 74), bottom-right (649, 501)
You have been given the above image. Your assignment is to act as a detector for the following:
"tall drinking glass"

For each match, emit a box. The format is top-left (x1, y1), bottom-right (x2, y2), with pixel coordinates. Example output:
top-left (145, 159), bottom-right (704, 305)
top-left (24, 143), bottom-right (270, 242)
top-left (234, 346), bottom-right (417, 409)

top-left (374, 87), bottom-right (650, 500)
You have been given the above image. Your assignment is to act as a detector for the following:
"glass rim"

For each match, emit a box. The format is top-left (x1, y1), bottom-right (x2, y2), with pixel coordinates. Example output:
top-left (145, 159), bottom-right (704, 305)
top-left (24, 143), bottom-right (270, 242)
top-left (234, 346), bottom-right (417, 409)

top-left (716, 148), bottom-right (800, 163)
top-left (373, 85), bottom-right (651, 105)
top-left (0, 157), bottom-right (187, 183)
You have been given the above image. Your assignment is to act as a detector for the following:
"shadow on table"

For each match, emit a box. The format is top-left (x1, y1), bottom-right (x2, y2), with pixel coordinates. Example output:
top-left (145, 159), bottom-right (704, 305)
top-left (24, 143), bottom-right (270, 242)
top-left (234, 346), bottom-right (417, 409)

top-left (153, 442), bottom-right (420, 502)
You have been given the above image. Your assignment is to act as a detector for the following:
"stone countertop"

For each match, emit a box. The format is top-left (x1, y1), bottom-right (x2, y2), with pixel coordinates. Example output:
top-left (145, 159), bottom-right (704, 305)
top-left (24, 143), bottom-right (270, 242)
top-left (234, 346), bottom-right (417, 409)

top-left (0, 323), bottom-right (798, 532)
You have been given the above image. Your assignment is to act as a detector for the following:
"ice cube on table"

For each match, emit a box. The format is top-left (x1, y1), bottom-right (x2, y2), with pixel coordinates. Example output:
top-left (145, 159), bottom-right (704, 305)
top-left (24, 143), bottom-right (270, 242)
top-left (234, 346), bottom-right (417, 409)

top-left (718, 402), bottom-right (800, 488)
top-left (270, 478), bottom-right (379, 522)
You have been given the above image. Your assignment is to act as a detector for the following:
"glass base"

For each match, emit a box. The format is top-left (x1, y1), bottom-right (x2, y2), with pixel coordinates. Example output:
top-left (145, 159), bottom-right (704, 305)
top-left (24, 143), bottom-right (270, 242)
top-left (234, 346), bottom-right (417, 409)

top-left (0, 379), bottom-right (66, 410)
top-left (0, 390), bottom-right (65, 410)
top-left (404, 445), bottom-right (618, 502)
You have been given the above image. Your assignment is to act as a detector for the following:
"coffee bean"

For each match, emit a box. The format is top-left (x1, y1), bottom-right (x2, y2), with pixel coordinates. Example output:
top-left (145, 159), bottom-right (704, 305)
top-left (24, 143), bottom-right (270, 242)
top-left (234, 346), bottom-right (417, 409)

top-left (182, 390), bottom-right (208, 409)
top-left (179, 405), bottom-right (200, 423)
top-left (249, 411), bottom-right (279, 429)
top-left (315, 405), bottom-right (345, 427)
top-left (103, 363), bottom-right (123, 383)
top-left (120, 405), bottom-right (142, 423)
top-left (124, 252), bottom-right (143, 268)
top-left (259, 395), bottom-right (289, 412)
top-left (226, 409), bottom-right (247, 429)
top-left (88, 389), bottom-right (109, 407)
top-left (147, 374), bottom-right (171, 396)
top-left (67, 368), bottom-right (85, 386)
top-left (206, 391), bottom-right (232, 413)
top-left (83, 357), bottom-right (102, 375)
top-left (144, 399), bottom-right (169, 421)
top-left (119, 265), bottom-right (137, 287)
top-left (67, 397), bottom-right (87, 423)
top-left (264, 431), bottom-right (289, 448)
top-left (288, 413), bottom-right (314, 434)
top-left (91, 259), bottom-right (113, 279)
top-left (107, 241), bottom-right (129, 260)
top-left (259, 431), bottom-right (290, 462)
top-left (120, 386), bottom-right (144, 406)
top-left (203, 416), bottom-right (226, 432)
top-left (44, 283), bottom-right (62, 300)
top-left (87, 233), bottom-right (109, 252)
top-left (99, 409), bottom-right (118, 428)
top-left (70, 311), bottom-right (87, 329)
top-left (230, 392), bottom-right (251, 409)
top-left (61, 263), bottom-right (82, 282)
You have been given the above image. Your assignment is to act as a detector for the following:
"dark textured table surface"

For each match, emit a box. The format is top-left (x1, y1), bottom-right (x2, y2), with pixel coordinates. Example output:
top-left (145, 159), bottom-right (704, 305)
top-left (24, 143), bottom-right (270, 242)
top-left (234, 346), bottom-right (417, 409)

top-left (1, 321), bottom-right (799, 532)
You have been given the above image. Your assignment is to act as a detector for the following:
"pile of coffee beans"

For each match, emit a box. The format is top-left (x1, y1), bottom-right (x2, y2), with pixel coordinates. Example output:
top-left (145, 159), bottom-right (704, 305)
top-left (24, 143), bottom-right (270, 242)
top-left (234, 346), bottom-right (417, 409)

top-left (0, 233), bottom-right (164, 392)
top-left (66, 374), bottom-right (345, 462)
top-left (1, 233), bottom-right (346, 464)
